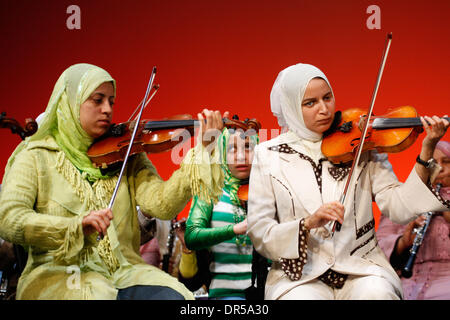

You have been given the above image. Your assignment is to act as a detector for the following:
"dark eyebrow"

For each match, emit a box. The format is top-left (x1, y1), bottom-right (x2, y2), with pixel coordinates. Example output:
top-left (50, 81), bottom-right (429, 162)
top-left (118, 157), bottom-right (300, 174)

top-left (91, 92), bottom-right (115, 99)
top-left (303, 91), bottom-right (333, 103)
top-left (302, 97), bottom-right (316, 103)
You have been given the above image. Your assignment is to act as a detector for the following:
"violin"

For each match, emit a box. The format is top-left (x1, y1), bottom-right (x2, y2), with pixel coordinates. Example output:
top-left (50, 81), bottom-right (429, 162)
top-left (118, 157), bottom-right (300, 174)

top-left (325, 32), bottom-right (446, 235)
top-left (237, 178), bottom-right (249, 211)
top-left (0, 112), bottom-right (38, 140)
top-left (87, 114), bottom-right (261, 169)
top-left (321, 106), bottom-right (450, 165)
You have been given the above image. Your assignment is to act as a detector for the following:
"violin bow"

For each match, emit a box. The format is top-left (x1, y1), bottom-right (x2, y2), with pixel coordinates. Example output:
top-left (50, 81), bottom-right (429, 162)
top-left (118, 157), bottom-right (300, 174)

top-left (332, 33), bottom-right (393, 235)
top-left (97, 66), bottom-right (157, 240)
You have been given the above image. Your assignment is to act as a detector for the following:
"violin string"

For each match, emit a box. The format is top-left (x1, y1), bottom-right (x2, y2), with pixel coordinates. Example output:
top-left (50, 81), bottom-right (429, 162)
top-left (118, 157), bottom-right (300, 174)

top-left (127, 84), bottom-right (160, 122)
top-left (134, 84), bottom-right (160, 121)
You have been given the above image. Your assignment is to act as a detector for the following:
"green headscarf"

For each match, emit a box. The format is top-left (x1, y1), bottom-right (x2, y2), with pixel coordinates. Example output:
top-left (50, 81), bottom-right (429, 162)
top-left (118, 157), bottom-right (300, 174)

top-left (217, 127), bottom-right (259, 207)
top-left (4, 63), bottom-right (116, 183)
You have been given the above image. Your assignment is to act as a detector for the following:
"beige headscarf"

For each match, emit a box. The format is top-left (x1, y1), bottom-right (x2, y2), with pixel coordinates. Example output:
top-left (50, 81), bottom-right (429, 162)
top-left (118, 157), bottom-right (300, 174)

top-left (270, 63), bottom-right (333, 143)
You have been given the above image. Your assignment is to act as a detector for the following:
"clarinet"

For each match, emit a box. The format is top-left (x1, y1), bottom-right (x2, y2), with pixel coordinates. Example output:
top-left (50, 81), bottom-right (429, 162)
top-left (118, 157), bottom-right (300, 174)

top-left (162, 219), bottom-right (186, 273)
top-left (402, 183), bottom-right (441, 278)
top-left (162, 221), bottom-right (176, 273)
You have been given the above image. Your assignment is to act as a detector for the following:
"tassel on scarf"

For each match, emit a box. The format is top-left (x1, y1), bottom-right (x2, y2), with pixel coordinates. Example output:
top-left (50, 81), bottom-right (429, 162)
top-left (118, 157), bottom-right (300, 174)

top-left (97, 235), bottom-right (120, 274)
top-left (183, 145), bottom-right (224, 205)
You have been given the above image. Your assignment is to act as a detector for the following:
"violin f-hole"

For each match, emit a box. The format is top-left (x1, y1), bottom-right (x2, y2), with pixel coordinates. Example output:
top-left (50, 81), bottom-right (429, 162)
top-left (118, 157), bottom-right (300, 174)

top-left (350, 132), bottom-right (372, 148)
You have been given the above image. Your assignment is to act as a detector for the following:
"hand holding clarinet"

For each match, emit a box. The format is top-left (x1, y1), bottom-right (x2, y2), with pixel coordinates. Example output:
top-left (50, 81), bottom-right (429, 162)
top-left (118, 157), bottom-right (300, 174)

top-left (400, 184), bottom-right (442, 278)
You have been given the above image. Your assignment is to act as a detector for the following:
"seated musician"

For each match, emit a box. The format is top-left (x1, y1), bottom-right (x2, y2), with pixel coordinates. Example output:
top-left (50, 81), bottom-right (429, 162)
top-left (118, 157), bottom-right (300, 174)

top-left (0, 228), bottom-right (16, 300)
top-left (246, 63), bottom-right (449, 300)
top-left (377, 140), bottom-right (450, 299)
top-left (0, 63), bottom-right (227, 300)
top-left (176, 220), bottom-right (212, 298)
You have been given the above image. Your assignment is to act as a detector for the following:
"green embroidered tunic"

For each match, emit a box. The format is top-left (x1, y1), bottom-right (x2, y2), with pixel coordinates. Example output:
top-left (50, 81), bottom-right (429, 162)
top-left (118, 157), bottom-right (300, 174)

top-left (0, 63), bottom-right (224, 299)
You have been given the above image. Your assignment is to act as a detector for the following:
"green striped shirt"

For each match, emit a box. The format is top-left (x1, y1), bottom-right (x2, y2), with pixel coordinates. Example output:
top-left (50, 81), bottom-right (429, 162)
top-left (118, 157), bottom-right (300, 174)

top-left (208, 190), bottom-right (253, 299)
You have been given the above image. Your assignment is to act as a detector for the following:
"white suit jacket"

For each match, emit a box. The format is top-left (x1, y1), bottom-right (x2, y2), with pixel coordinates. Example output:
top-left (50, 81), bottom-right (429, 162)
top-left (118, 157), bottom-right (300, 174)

top-left (247, 133), bottom-right (448, 300)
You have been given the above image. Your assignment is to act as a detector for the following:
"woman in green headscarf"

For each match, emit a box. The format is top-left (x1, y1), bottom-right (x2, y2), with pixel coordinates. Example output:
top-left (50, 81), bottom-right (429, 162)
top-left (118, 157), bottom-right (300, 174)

top-left (0, 63), bottom-right (227, 300)
top-left (184, 127), bottom-right (260, 299)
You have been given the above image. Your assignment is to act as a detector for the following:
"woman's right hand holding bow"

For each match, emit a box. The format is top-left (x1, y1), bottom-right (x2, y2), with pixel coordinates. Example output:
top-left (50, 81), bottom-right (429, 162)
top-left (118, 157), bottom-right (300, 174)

top-left (304, 201), bottom-right (344, 230)
top-left (82, 208), bottom-right (114, 236)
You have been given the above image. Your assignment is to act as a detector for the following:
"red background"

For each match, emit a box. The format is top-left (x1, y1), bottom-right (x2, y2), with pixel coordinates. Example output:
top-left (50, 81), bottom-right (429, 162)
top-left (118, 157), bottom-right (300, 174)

top-left (1, 0), bottom-right (449, 228)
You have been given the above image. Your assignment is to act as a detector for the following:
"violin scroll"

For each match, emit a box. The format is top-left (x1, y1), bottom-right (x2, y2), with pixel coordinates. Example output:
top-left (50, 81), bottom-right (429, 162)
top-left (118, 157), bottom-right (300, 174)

top-left (0, 112), bottom-right (38, 140)
top-left (225, 115), bottom-right (261, 133)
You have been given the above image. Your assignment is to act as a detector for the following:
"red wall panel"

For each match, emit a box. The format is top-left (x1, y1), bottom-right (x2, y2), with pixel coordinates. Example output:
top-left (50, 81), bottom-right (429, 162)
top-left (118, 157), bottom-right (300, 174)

top-left (1, 0), bottom-right (449, 226)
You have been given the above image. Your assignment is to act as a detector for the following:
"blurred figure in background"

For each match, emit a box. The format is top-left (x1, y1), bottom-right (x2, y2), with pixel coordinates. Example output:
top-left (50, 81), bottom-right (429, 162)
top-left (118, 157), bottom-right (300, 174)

top-left (377, 140), bottom-right (450, 300)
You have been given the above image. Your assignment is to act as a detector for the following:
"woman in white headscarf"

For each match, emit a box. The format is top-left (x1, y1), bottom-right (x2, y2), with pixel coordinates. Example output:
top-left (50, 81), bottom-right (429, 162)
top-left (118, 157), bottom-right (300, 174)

top-left (247, 63), bottom-right (449, 300)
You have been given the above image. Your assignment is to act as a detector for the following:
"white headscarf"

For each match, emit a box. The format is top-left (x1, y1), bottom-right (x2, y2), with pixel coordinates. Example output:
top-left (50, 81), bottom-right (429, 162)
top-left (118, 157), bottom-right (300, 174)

top-left (270, 63), bottom-right (333, 142)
